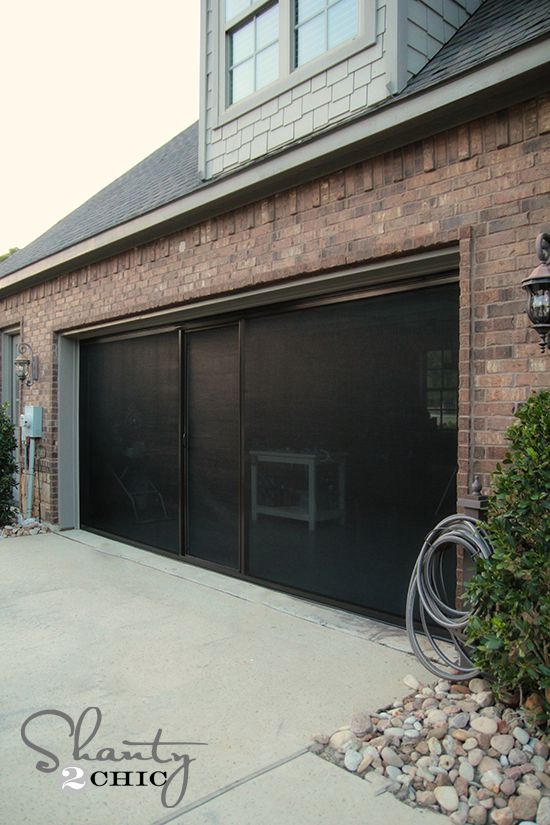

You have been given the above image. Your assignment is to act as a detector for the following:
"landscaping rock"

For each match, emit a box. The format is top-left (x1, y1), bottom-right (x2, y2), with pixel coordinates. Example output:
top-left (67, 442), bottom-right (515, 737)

top-left (350, 711), bottom-right (373, 738)
top-left (469, 748), bottom-right (485, 766)
top-left (473, 717), bottom-right (499, 736)
top-left (381, 746), bottom-right (403, 768)
top-left (490, 807), bottom-right (514, 825)
top-left (513, 727), bottom-right (530, 746)
top-left (329, 729), bottom-right (359, 752)
top-left (492, 735), bottom-right (515, 756)
top-left (481, 769), bottom-right (505, 794)
top-left (427, 709), bottom-right (448, 727)
top-left (416, 789), bottom-right (437, 806)
top-left (538, 796), bottom-right (550, 825)
top-left (459, 761), bottom-right (475, 782)
top-left (500, 778), bottom-right (516, 796)
top-left (435, 785), bottom-right (459, 812)
top-left (314, 677), bottom-right (549, 825)
top-left (470, 679), bottom-right (492, 694)
top-left (509, 749), bottom-right (530, 766)
top-left (450, 713), bottom-right (471, 730)
top-left (509, 793), bottom-right (538, 821)
top-left (469, 805), bottom-right (488, 825)
top-left (1, 520), bottom-right (49, 538)
top-left (344, 749), bottom-right (362, 771)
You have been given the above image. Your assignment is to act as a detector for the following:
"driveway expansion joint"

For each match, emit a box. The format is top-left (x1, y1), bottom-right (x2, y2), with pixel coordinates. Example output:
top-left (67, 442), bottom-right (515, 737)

top-left (148, 747), bottom-right (311, 824)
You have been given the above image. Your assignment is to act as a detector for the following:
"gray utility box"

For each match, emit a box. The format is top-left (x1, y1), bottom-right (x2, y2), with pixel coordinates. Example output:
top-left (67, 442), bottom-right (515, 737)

top-left (20, 405), bottom-right (43, 439)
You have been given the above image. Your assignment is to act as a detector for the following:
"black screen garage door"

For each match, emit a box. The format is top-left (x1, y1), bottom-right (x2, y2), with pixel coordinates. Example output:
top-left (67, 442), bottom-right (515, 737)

top-left (80, 281), bottom-right (458, 620)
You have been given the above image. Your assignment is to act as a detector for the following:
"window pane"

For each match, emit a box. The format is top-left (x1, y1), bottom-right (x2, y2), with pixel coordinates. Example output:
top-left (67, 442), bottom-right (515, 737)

top-left (296, 13), bottom-right (325, 66)
top-left (231, 20), bottom-right (255, 64)
top-left (256, 42), bottom-right (278, 88)
top-left (426, 370), bottom-right (439, 389)
top-left (231, 57), bottom-right (254, 102)
top-left (257, 3), bottom-right (279, 49)
top-left (442, 390), bottom-right (456, 409)
top-left (443, 369), bottom-right (457, 388)
top-left (296, 0), bottom-right (325, 24)
top-left (427, 350), bottom-right (442, 367)
top-left (226, 0), bottom-right (251, 21)
top-left (327, 0), bottom-right (358, 49)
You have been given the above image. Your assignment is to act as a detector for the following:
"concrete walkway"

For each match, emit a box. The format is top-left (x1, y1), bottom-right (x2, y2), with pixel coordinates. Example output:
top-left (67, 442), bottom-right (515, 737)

top-left (0, 531), bottom-right (444, 825)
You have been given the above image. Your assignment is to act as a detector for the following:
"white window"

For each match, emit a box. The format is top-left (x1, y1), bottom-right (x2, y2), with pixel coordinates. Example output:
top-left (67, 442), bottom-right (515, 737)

top-left (223, 0), bottom-right (360, 109)
top-left (425, 350), bottom-right (458, 430)
top-left (294, 0), bottom-right (358, 68)
top-left (226, 2), bottom-right (280, 105)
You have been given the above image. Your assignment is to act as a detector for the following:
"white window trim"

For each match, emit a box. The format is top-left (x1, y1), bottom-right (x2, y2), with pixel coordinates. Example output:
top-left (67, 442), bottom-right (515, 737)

top-left (215, 0), bottom-right (377, 128)
top-left (226, 0), bottom-right (280, 107)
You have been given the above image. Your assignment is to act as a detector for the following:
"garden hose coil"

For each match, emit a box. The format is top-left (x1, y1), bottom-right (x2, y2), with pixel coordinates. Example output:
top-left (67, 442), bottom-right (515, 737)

top-left (405, 514), bottom-right (494, 682)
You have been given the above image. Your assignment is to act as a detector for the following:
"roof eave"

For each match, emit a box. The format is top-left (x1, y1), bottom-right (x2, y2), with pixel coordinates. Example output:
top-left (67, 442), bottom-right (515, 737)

top-left (1, 37), bottom-right (549, 297)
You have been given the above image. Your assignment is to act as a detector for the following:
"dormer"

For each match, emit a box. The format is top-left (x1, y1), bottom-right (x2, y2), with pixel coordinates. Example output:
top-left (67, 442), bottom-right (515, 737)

top-left (210, 0), bottom-right (475, 180)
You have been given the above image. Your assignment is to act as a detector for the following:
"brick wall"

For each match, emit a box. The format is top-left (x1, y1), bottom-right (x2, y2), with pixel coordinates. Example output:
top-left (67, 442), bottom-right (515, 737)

top-left (1, 93), bottom-right (549, 523)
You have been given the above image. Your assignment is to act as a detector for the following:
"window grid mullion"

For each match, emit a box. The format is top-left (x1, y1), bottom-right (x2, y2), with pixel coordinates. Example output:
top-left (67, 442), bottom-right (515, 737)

top-left (294, 0), bottom-right (329, 29)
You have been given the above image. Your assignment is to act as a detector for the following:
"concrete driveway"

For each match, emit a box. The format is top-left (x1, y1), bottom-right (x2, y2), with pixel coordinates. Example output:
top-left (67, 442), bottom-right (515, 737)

top-left (0, 531), bottom-right (443, 825)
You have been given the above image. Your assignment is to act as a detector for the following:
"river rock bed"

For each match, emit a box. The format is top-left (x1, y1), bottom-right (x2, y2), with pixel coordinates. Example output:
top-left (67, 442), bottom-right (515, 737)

top-left (1, 520), bottom-right (49, 538)
top-left (312, 675), bottom-right (550, 825)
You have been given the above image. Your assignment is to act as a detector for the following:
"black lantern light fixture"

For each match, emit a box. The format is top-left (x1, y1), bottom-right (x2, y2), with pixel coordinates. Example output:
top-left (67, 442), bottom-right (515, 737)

top-left (522, 232), bottom-right (550, 352)
top-left (14, 342), bottom-right (38, 387)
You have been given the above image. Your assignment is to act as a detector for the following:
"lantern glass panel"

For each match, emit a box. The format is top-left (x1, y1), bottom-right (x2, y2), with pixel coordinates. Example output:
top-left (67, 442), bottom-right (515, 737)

top-left (527, 286), bottom-right (550, 324)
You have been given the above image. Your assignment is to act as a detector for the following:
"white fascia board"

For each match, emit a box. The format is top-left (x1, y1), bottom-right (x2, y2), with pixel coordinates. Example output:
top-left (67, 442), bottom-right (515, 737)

top-left (1, 38), bottom-right (548, 296)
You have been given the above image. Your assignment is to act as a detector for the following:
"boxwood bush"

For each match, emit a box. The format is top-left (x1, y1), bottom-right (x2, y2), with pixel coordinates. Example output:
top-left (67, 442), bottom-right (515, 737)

top-left (466, 390), bottom-right (550, 728)
top-left (0, 401), bottom-right (17, 527)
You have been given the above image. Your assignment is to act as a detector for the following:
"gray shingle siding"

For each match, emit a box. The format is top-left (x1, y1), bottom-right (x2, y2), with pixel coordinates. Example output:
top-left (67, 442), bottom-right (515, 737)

top-left (203, 0), bottom-right (388, 179)
top-left (407, 0), bottom-right (483, 82)
top-left (405, 0), bottom-right (550, 94)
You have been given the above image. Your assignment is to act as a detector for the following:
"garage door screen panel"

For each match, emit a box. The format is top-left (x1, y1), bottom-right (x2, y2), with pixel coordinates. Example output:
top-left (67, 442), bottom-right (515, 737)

top-left (244, 284), bottom-right (458, 618)
top-left (80, 333), bottom-right (179, 553)
top-left (186, 326), bottom-right (240, 569)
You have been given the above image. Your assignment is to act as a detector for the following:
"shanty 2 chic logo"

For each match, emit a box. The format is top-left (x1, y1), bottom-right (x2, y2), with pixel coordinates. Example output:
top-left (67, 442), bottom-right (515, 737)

top-left (20, 707), bottom-right (207, 808)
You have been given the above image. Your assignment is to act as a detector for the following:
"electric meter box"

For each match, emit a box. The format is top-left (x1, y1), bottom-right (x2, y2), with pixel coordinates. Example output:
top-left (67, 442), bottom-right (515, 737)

top-left (21, 405), bottom-right (43, 438)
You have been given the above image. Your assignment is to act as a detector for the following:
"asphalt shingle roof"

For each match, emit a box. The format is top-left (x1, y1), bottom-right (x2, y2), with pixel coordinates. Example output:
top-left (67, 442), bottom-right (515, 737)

top-left (1, 0), bottom-right (549, 281)
top-left (0, 121), bottom-right (203, 279)
top-left (404, 0), bottom-right (550, 96)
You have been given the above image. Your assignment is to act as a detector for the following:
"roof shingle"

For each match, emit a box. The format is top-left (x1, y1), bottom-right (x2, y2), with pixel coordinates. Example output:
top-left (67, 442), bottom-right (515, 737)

top-left (404, 0), bottom-right (550, 95)
top-left (2, 0), bottom-right (549, 281)
top-left (0, 121), bottom-right (202, 279)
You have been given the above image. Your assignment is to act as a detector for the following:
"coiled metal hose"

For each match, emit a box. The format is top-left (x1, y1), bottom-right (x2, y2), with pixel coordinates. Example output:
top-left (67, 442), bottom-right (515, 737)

top-left (405, 514), bottom-right (494, 681)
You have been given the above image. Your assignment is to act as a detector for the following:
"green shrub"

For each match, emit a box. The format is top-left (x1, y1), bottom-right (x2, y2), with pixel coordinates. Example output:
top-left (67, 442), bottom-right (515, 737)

top-left (0, 401), bottom-right (17, 527)
top-left (465, 390), bottom-right (550, 728)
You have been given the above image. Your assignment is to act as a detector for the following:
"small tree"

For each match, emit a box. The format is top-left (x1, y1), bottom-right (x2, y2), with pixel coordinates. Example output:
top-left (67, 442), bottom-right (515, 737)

top-left (0, 247), bottom-right (19, 263)
top-left (466, 390), bottom-right (550, 727)
top-left (0, 402), bottom-right (18, 526)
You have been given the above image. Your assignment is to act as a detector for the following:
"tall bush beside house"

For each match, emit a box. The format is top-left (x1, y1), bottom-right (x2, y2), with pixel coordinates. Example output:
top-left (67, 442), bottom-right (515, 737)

top-left (0, 402), bottom-right (18, 527)
top-left (466, 390), bottom-right (550, 729)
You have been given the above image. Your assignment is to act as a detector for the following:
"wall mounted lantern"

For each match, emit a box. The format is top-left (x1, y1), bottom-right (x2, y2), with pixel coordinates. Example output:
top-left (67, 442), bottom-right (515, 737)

top-left (14, 342), bottom-right (39, 387)
top-left (522, 233), bottom-right (550, 352)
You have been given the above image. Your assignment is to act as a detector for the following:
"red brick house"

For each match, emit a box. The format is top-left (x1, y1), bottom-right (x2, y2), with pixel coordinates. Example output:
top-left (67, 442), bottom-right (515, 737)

top-left (1, 0), bottom-right (549, 621)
